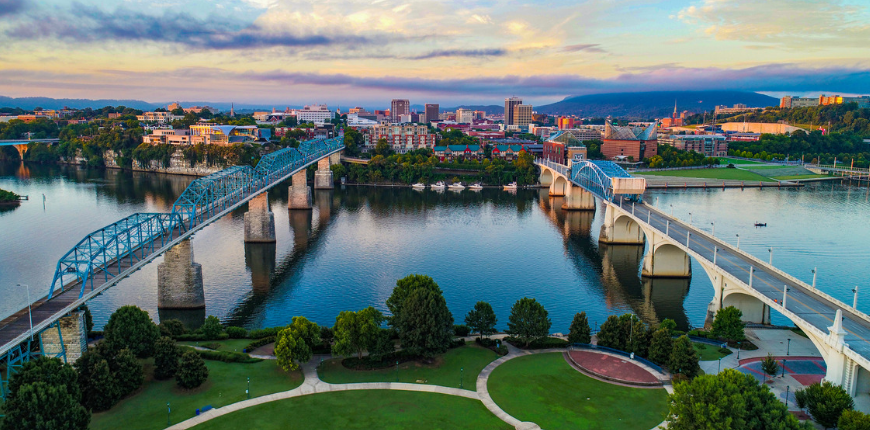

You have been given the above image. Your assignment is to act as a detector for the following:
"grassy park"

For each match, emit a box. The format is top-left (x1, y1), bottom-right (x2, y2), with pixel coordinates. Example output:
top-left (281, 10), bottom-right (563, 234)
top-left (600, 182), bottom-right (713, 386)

top-left (717, 157), bottom-right (765, 165)
top-left (487, 353), bottom-right (668, 430)
top-left (639, 168), bottom-right (774, 182)
top-left (318, 343), bottom-right (498, 390)
top-left (190, 390), bottom-right (511, 430)
top-left (693, 342), bottom-right (733, 361)
top-left (89, 359), bottom-right (302, 430)
top-left (178, 339), bottom-right (254, 353)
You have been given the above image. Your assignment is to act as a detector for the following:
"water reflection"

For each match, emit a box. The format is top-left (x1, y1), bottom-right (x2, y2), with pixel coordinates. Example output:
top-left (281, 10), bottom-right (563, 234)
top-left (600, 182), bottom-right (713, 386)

top-left (245, 242), bottom-right (276, 294)
top-left (158, 308), bottom-right (206, 331)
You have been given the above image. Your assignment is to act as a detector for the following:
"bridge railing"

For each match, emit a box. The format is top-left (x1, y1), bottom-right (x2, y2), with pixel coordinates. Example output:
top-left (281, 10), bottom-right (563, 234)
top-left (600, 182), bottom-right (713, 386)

top-left (536, 158), bottom-right (570, 177)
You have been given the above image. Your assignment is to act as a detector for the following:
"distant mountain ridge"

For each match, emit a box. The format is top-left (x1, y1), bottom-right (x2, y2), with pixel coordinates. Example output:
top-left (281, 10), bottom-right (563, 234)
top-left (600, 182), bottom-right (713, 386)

top-left (535, 91), bottom-right (779, 119)
top-left (0, 96), bottom-right (293, 112)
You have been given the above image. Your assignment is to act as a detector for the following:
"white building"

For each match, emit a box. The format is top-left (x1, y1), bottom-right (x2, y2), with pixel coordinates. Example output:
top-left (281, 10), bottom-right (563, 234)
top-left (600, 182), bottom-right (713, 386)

top-left (137, 112), bottom-right (183, 124)
top-left (455, 108), bottom-right (474, 124)
top-left (297, 105), bottom-right (334, 124)
top-left (346, 113), bottom-right (380, 128)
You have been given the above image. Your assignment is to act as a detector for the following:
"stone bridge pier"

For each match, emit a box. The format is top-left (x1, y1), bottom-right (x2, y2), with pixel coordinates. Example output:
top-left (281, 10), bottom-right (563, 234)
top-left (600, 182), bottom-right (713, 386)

top-left (157, 239), bottom-right (205, 310)
top-left (39, 310), bottom-right (87, 363)
top-left (314, 152), bottom-right (341, 189)
top-left (288, 170), bottom-right (312, 210)
top-left (244, 192), bottom-right (276, 243)
top-left (599, 204), bottom-right (644, 245)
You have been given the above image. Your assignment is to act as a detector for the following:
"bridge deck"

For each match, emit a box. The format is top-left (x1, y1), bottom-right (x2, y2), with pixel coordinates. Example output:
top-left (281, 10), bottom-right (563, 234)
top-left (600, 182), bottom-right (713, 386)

top-left (621, 200), bottom-right (870, 362)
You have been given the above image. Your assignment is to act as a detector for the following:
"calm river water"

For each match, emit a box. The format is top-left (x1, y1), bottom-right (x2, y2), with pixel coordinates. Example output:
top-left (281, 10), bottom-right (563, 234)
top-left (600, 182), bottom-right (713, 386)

top-left (1, 161), bottom-right (869, 332)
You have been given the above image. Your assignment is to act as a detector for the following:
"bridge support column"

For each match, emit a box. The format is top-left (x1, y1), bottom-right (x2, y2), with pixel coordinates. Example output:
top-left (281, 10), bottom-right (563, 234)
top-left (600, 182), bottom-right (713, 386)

top-left (561, 185), bottom-right (596, 211)
top-left (641, 228), bottom-right (691, 278)
top-left (38, 311), bottom-right (87, 363)
top-left (288, 170), bottom-right (312, 210)
top-left (823, 310), bottom-right (860, 395)
top-left (539, 168), bottom-right (554, 189)
top-left (244, 193), bottom-right (275, 243)
top-left (13, 144), bottom-right (27, 160)
top-left (157, 239), bottom-right (205, 309)
top-left (599, 204), bottom-right (644, 244)
top-left (314, 157), bottom-right (334, 190)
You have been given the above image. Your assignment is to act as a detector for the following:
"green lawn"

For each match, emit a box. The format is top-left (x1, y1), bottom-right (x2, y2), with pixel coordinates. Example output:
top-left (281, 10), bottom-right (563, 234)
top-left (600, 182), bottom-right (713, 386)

top-left (639, 168), bottom-right (774, 182)
top-left (718, 157), bottom-right (765, 165)
top-left (693, 342), bottom-right (733, 361)
top-left (773, 174), bottom-right (830, 180)
top-left (318, 344), bottom-right (498, 390)
top-left (90, 359), bottom-right (303, 430)
top-left (178, 339), bottom-right (253, 353)
top-left (487, 353), bottom-right (668, 430)
top-left (191, 390), bottom-right (510, 430)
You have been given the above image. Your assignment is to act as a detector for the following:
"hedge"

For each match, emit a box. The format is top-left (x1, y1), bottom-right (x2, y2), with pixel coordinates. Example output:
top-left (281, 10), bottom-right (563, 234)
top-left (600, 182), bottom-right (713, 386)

top-left (179, 346), bottom-right (261, 364)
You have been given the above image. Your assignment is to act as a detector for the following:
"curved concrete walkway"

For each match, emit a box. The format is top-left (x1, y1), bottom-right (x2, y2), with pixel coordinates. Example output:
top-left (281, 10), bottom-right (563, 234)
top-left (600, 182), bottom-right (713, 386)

top-left (168, 346), bottom-right (669, 430)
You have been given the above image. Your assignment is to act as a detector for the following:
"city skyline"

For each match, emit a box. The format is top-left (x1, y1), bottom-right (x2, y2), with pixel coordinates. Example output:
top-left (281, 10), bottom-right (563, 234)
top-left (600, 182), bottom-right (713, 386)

top-left (0, 0), bottom-right (868, 105)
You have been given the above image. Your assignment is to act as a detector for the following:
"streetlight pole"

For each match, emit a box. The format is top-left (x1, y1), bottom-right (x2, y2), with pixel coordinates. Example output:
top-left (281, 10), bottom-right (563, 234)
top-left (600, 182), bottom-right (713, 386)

top-left (710, 222), bottom-right (715, 236)
top-left (768, 247), bottom-right (773, 265)
top-left (247, 377), bottom-right (250, 399)
top-left (460, 367), bottom-right (464, 389)
top-left (718, 357), bottom-right (722, 373)
top-left (395, 360), bottom-right (399, 382)
top-left (18, 284), bottom-right (32, 340)
top-left (688, 212), bottom-right (693, 224)
top-left (853, 286), bottom-right (860, 309)
top-left (812, 268), bottom-right (817, 290)
top-left (736, 234), bottom-right (740, 250)
top-left (782, 359), bottom-right (787, 378)
top-left (785, 386), bottom-right (790, 407)
top-left (787, 339), bottom-right (791, 356)
top-left (737, 342), bottom-right (741, 359)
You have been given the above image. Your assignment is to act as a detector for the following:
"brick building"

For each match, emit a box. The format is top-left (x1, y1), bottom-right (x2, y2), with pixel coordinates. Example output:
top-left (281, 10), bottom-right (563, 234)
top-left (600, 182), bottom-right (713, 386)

top-left (601, 121), bottom-right (657, 161)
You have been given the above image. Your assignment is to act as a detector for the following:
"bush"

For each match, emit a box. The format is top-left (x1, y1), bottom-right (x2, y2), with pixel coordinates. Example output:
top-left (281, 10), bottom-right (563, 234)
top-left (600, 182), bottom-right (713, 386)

top-left (453, 324), bottom-right (471, 337)
top-left (112, 348), bottom-right (144, 397)
top-left (75, 351), bottom-right (118, 412)
top-left (839, 410), bottom-right (870, 430)
top-left (494, 345), bottom-right (509, 356)
top-left (174, 333), bottom-right (230, 341)
top-left (711, 306), bottom-right (745, 341)
top-left (158, 319), bottom-right (186, 338)
top-left (341, 349), bottom-right (419, 371)
top-left (176, 351), bottom-right (209, 389)
top-left (718, 347), bottom-right (732, 355)
top-left (450, 338), bottom-right (466, 348)
top-left (154, 337), bottom-right (180, 380)
top-left (248, 327), bottom-right (281, 339)
top-left (243, 336), bottom-right (275, 353)
top-left (476, 337), bottom-right (498, 348)
top-left (200, 315), bottom-right (224, 340)
top-left (180, 347), bottom-right (261, 364)
top-left (103, 305), bottom-right (160, 358)
top-left (226, 326), bottom-right (247, 339)
top-left (797, 380), bottom-right (855, 428)
top-left (504, 336), bottom-right (567, 350)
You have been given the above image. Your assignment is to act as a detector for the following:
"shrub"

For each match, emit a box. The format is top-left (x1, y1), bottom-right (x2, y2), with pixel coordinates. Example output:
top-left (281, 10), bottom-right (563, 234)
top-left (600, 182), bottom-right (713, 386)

top-left (248, 327), bottom-right (281, 339)
top-left (176, 351), bottom-right (209, 389)
top-left (711, 306), bottom-right (745, 341)
top-left (839, 410), bottom-right (870, 430)
top-left (243, 336), bottom-right (275, 353)
top-left (174, 333), bottom-right (230, 341)
top-left (112, 348), bottom-right (144, 397)
top-left (158, 319), bottom-right (186, 338)
top-left (494, 345), bottom-right (509, 356)
top-left (226, 326), bottom-right (247, 339)
top-left (180, 347), bottom-right (261, 364)
top-left (718, 347), bottom-right (732, 355)
top-left (505, 336), bottom-right (567, 350)
top-left (760, 354), bottom-right (779, 382)
top-left (670, 336), bottom-right (701, 378)
top-left (797, 380), bottom-right (855, 428)
top-left (154, 337), bottom-right (180, 380)
top-left (103, 305), bottom-right (160, 358)
top-left (75, 351), bottom-right (118, 412)
top-left (453, 324), bottom-right (471, 337)
top-left (200, 315), bottom-right (224, 340)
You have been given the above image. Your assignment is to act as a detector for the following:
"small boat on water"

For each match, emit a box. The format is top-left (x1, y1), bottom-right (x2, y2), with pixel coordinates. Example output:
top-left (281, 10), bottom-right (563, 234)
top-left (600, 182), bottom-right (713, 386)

top-left (411, 183), bottom-right (426, 189)
top-left (431, 181), bottom-right (446, 190)
top-left (448, 182), bottom-right (465, 190)
top-left (503, 182), bottom-right (518, 190)
top-left (754, 222), bottom-right (768, 227)
top-left (468, 183), bottom-right (483, 190)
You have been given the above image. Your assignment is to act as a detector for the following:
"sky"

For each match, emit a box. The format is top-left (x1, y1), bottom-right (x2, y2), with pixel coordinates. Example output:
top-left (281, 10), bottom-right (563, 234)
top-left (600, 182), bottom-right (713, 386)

top-left (0, 0), bottom-right (868, 107)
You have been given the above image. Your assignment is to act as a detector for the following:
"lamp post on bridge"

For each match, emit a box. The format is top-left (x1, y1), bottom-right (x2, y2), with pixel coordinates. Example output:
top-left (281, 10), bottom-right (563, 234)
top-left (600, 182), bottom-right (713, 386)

top-left (736, 234), bottom-right (740, 250)
top-left (853, 286), bottom-right (860, 310)
top-left (710, 222), bottom-right (715, 236)
top-left (688, 212), bottom-right (693, 224)
top-left (812, 268), bottom-right (817, 290)
top-left (768, 248), bottom-right (773, 265)
top-left (670, 204), bottom-right (674, 216)
top-left (17, 283), bottom-right (32, 340)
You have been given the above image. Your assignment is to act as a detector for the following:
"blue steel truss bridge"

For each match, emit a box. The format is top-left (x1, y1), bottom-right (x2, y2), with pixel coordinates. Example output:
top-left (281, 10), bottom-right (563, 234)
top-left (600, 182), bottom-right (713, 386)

top-left (0, 138), bottom-right (343, 398)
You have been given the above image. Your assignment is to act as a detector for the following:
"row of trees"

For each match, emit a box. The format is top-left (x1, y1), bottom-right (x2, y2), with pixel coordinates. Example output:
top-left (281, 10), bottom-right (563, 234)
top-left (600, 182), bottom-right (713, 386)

top-left (645, 145), bottom-right (721, 169)
top-left (728, 131), bottom-right (870, 167)
top-left (727, 104), bottom-right (870, 137)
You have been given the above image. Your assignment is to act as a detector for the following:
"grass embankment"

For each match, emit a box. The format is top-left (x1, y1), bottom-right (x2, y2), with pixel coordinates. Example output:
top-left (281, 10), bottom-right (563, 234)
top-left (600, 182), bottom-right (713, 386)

top-left (717, 158), bottom-right (765, 165)
top-left (318, 344), bottom-right (497, 390)
top-left (639, 168), bottom-right (774, 182)
top-left (487, 353), bottom-right (668, 430)
top-left (693, 342), bottom-right (733, 361)
top-left (191, 390), bottom-right (510, 430)
top-left (178, 339), bottom-right (253, 353)
top-left (773, 174), bottom-right (830, 180)
top-left (90, 359), bottom-right (303, 430)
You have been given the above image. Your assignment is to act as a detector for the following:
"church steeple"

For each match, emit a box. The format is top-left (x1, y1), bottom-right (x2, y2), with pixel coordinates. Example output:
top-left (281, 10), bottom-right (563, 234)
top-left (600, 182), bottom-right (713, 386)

top-left (230, 103), bottom-right (235, 117)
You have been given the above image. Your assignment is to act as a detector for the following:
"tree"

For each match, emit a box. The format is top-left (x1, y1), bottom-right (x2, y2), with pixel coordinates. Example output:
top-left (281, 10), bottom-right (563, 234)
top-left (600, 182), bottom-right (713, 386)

top-left (507, 297), bottom-right (551, 347)
top-left (154, 336), bottom-right (180, 380)
top-left (111, 348), bottom-right (144, 397)
top-left (760, 354), bottom-right (779, 383)
top-left (332, 307), bottom-right (385, 359)
top-left (797, 380), bottom-right (855, 428)
top-left (596, 315), bottom-right (623, 350)
top-left (567, 312), bottom-right (591, 344)
top-left (395, 287), bottom-right (454, 357)
top-left (648, 328), bottom-right (674, 365)
top-left (368, 328), bottom-right (396, 361)
top-left (375, 138), bottom-right (391, 156)
top-left (670, 335), bottom-right (701, 378)
top-left (1, 357), bottom-right (89, 430)
top-left (200, 315), bottom-right (223, 340)
top-left (659, 318), bottom-right (677, 334)
top-left (712, 306), bottom-right (745, 341)
top-left (176, 351), bottom-right (209, 389)
top-left (666, 369), bottom-right (805, 430)
top-left (386, 274), bottom-right (443, 327)
top-left (76, 355), bottom-right (117, 412)
top-left (839, 410), bottom-right (870, 430)
top-left (103, 305), bottom-right (160, 358)
top-left (465, 301), bottom-right (498, 339)
top-left (275, 317), bottom-right (321, 371)
top-left (82, 306), bottom-right (94, 335)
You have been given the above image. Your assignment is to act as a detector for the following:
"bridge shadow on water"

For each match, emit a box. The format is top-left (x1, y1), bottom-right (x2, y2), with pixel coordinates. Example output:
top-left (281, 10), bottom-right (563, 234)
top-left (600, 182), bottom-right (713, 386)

top-left (537, 190), bottom-right (691, 331)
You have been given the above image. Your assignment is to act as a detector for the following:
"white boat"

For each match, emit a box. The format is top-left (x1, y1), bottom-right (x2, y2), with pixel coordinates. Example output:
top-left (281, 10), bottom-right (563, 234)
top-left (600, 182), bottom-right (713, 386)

top-left (468, 183), bottom-right (483, 190)
top-left (503, 182), bottom-right (518, 190)
top-left (448, 183), bottom-right (465, 190)
top-left (411, 183), bottom-right (426, 189)
top-left (431, 181), bottom-right (446, 190)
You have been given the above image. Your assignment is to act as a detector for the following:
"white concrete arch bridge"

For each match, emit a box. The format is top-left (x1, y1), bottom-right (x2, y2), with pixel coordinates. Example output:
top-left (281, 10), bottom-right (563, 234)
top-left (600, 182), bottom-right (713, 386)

top-left (537, 158), bottom-right (870, 399)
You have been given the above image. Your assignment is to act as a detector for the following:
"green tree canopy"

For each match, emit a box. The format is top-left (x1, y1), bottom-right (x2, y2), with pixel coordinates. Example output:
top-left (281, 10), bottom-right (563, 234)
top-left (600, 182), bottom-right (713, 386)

top-left (507, 297), bottom-right (551, 347)
top-left (567, 312), bottom-right (591, 344)
top-left (1, 357), bottom-right (89, 430)
top-left (176, 351), bottom-right (209, 389)
top-left (670, 335), bottom-right (701, 378)
top-left (760, 354), bottom-right (780, 383)
top-left (74, 352), bottom-right (117, 412)
top-left (648, 328), bottom-right (674, 366)
top-left (797, 380), bottom-right (855, 428)
top-left (275, 316), bottom-right (321, 371)
top-left (332, 307), bottom-right (385, 359)
top-left (395, 287), bottom-right (454, 358)
top-left (103, 305), bottom-right (160, 358)
top-left (712, 306), bottom-right (745, 341)
top-left (465, 301), bottom-right (498, 339)
top-left (154, 336), bottom-right (181, 380)
top-left (386, 274), bottom-right (442, 326)
top-left (200, 315), bottom-right (224, 340)
top-left (839, 410), bottom-right (870, 430)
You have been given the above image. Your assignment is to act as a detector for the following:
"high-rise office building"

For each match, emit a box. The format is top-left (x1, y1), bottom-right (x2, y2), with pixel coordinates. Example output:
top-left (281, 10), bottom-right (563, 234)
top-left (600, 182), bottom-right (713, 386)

top-left (504, 96), bottom-right (522, 126)
top-left (391, 99), bottom-right (410, 123)
top-left (424, 104), bottom-right (439, 123)
top-left (514, 104), bottom-right (533, 128)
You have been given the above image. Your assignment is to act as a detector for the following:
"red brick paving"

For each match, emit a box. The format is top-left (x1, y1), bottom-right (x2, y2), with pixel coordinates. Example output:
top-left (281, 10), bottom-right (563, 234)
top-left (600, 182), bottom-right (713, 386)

top-left (567, 350), bottom-right (659, 384)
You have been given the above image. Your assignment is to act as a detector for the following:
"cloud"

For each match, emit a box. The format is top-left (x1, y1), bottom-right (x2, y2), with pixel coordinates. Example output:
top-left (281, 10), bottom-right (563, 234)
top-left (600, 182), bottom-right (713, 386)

top-left (405, 49), bottom-right (507, 60)
top-left (561, 44), bottom-right (605, 53)
top-left (0, 0), bottom-right (25, 16)
top-left (677, 0), bottom-right (870, 48)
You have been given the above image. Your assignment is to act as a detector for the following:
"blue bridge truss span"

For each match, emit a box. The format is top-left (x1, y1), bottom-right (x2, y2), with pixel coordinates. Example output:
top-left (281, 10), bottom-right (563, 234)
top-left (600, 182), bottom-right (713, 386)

top-left (2, 137), bottom-right (344, 388)
top-left (571, 160), bottom-right (644, 202)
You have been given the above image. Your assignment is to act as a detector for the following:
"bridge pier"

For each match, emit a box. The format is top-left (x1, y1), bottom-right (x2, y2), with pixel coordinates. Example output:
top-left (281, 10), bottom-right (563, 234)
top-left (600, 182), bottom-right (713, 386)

top-left (13, 144), bottom-right (27, 160)
top-left (38, 310), bottom-right (87, 363)
top-left (157, 239), bottom-right (205, 309)
top-left (288, 170), bottom-right (312, 210)
top-left (539, 168), bottom-right (554, 188)
top-left (549, 175), bottom-right (569, 197)
top-left (244, 192), bottom-right (276, 243)
top-left (561, 186), bottom-right (596, 211)
top-left (599, 204), bottom-right (644, 244)
top-left (314, 158), bottom-right (334, 190)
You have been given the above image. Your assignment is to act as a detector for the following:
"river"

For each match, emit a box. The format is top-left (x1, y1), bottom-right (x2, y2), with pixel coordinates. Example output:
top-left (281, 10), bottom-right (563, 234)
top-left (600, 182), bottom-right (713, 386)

top-left (1, 161), bottom-right (868, 333)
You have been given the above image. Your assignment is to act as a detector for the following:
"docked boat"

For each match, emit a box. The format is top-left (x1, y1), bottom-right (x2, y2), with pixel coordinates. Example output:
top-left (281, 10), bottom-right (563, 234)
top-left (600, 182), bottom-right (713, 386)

top-left (411, 183), bottom-right (426, 189)
top-left (431, 181), bottom-right (446, 190)
top-left (754, 222), bottom-right (767, 227)
top-left (448, 182), bottom-right (465, 190)
top-left (503, 182), bottom-right (518, 190)
top-left (468, 183), bottom-right (483, 190)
